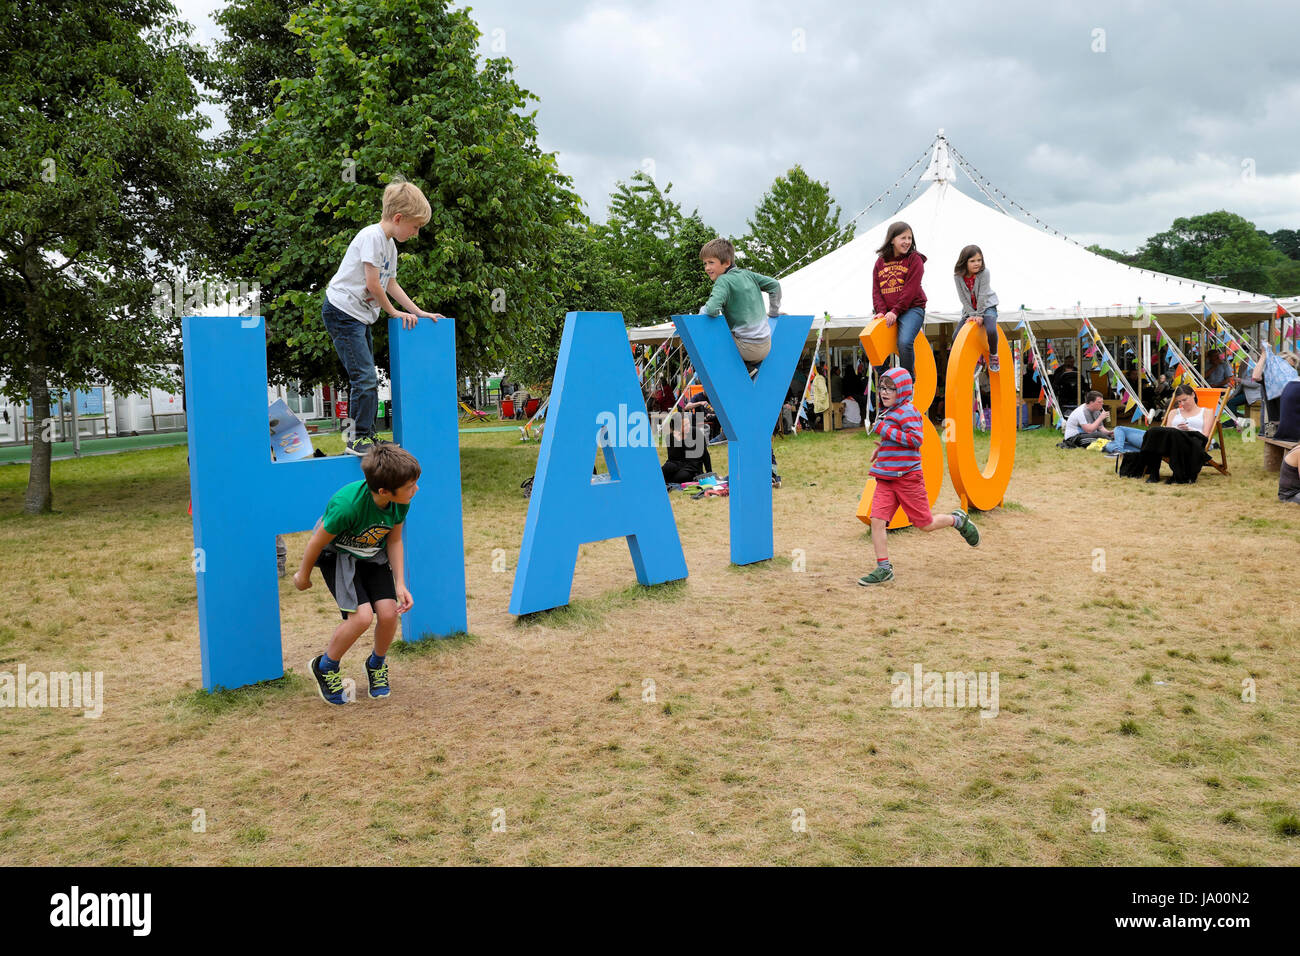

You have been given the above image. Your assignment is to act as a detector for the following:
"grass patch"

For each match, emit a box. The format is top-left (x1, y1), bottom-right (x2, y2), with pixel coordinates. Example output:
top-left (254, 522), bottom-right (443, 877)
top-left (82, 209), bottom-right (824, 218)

top-left (3, 427), bottom-right (1299, 865)
top-left (387, 631), bottom-right (480, 658)
top-left (170, 673), bottom-right (307, 717)
top-left (1272, 815), bottom-right (1300, 838)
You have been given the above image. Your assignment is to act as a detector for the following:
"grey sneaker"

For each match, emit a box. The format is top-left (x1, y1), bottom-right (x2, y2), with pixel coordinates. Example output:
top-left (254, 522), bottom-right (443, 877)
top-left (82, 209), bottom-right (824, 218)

top-left (345, 436), bottom-right (376, 457)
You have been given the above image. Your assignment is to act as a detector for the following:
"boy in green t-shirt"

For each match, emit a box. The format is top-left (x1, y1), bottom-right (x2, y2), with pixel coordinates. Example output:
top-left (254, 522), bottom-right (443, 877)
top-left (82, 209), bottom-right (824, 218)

top-left (293, 444), bottom-right (421, 705)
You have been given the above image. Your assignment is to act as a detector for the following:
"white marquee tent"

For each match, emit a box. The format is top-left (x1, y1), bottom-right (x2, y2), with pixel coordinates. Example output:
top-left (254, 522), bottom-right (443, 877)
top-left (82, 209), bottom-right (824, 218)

top-left (630, 134), bottom-right (1299, 346)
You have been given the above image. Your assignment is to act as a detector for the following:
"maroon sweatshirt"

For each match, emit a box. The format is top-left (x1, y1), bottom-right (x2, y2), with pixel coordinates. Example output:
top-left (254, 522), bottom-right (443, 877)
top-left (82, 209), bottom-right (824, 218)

top-left (872, 251), bottom-right (927, 316)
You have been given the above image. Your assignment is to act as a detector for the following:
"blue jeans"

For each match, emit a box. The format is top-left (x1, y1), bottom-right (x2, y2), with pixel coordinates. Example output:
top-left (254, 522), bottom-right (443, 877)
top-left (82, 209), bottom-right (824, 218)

top-left (979, 306), bottom-right (998, 345)
top-left (1110, 425), bottom-right (1146, 454)
top-left (322, 298), bottom-right (378, 438)
top-left (895, 306), bottom-right (925, 380)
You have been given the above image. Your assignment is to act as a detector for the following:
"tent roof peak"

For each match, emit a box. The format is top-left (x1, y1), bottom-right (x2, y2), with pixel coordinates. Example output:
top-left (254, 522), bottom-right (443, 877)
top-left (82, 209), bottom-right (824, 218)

top-left (919, 130), bottom-right (955, 185)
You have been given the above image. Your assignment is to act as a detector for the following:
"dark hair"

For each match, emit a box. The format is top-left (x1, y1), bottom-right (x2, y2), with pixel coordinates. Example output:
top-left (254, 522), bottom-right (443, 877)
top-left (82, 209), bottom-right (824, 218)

top-left (1174, 384), bottom-right (1196, 400)
top-left (362, 443), bottom-right (421, 493)
top-left (954, 244), bottom-right (984, 275)
top-left (876, 221), bottom-right (919, 260)
top-left (1085, 390), bottom-right (1103, 403)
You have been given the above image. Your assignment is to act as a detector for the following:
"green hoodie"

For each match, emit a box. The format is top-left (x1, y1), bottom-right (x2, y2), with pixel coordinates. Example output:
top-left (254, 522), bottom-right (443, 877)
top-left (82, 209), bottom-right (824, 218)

top-left (702, 266), bottom-right (782, 340)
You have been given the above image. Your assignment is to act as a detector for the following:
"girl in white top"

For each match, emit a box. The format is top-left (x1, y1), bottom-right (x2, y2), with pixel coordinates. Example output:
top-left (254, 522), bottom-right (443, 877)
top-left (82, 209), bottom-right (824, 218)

top-left (1168, 392), bottom-right (1206, 435)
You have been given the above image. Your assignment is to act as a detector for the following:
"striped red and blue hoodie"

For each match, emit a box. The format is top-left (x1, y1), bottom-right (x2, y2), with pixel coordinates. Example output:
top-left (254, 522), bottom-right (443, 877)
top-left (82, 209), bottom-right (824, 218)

top-left (870, 367), bottom-right (924, 479)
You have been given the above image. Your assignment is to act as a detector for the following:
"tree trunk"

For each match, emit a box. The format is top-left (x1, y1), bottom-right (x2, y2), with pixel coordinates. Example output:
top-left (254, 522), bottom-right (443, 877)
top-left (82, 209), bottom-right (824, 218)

top-left (24, 361), bottom-right (53, 514)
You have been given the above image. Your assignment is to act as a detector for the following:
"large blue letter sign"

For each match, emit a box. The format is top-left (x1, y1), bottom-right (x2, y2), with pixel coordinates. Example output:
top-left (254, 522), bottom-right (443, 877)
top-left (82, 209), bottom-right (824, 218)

top-left (509, 312), bottom-right (688, 616)
top-left (673, 314), bottom-right (813, 564)
top-left (184, 315), bottom-right (466, 691)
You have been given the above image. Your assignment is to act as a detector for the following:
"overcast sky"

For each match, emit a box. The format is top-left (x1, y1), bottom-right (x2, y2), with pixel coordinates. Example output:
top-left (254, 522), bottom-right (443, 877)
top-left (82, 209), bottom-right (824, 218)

top-left (178, 0), bottom-right (1300, 252)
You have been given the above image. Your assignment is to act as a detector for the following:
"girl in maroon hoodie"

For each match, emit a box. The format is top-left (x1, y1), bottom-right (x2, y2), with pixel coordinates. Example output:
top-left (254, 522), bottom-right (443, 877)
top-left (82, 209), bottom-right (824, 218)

top-left (872, 221), bottom-right (927, 379)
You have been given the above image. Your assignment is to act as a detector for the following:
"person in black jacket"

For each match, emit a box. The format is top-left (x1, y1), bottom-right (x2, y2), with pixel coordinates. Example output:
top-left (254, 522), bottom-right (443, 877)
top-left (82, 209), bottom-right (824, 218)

top-left (662, 412), bottom-right (712, 485)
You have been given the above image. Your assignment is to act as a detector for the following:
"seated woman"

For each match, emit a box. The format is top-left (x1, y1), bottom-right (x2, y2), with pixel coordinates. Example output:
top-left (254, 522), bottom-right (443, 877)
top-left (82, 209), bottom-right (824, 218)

top-left (661, 411), bottom-right (713, 486)
top-left (1135, 384), bottom-right (1215, 483)
top-left (1280, 444), bottom-right (1300, 504)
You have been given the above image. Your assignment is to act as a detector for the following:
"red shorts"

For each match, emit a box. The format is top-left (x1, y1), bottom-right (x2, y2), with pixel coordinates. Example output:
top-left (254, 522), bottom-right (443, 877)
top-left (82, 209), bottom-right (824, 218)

top-left (871, 470), bottom-right (932, 527)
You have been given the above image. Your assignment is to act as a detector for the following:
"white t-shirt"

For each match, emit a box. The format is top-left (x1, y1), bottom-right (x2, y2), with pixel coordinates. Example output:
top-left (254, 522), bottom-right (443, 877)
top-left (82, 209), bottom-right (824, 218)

top-left (1169, 406), bottom-right (1205, 433)
top-left (326, 224), bottom-right (398, 324)
top-left (1063, 405), bottom-right (1100, 440)
top-left (842, 395), bottom-right (862, 426)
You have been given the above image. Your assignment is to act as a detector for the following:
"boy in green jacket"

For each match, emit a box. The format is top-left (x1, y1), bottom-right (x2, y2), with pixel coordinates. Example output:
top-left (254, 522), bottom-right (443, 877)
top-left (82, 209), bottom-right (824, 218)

top-left (698, 238), bottom-right (783, 485)
top-left (699, 238), bottom-right (782, 373)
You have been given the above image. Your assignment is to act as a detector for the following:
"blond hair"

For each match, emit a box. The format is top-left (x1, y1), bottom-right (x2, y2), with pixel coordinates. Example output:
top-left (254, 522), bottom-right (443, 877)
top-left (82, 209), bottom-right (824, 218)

top-left (382, 180), bottom-right (431, 224)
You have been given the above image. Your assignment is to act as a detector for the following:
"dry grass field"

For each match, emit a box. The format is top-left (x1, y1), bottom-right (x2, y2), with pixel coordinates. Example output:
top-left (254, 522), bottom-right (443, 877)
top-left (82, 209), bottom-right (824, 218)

top-left (0, 424), bottom-right (1297, 865)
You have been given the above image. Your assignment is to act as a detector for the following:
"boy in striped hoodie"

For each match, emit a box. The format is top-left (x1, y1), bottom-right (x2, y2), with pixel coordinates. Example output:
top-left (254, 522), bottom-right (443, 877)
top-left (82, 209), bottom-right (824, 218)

top-left (858, 368), bottom-right (980, 586)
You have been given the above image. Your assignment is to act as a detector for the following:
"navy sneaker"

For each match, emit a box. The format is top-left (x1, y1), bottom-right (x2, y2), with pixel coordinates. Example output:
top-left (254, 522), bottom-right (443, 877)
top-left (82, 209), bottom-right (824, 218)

top-left (310, 655), bottom-right (347, 706)
top-left (345, 436), bottom-right (376, 457)
top-left (364, 657), bottom-right (391, 700)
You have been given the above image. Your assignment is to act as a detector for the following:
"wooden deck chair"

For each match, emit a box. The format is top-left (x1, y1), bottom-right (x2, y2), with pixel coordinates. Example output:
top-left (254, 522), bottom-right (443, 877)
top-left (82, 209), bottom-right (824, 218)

top-left (1161, 387), bottom-right (1229, 477)
top-left (458, 401), bottom-right (489, 424)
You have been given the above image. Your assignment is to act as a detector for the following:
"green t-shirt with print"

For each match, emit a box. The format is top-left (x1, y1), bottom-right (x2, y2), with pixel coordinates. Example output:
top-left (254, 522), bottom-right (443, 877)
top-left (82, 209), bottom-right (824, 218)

top-left (320, 478), bottom-right (409, 561)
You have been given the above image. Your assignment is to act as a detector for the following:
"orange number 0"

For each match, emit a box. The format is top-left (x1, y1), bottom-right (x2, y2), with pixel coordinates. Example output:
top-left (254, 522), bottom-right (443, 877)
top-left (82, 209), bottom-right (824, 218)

top-left (855, 318), bottom-right (1017, 528)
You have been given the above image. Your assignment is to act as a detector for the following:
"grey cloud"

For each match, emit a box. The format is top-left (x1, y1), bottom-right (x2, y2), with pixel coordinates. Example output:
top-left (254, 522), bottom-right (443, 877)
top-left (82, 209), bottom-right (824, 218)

top-left (178, 0), bottom-right (1300, 252)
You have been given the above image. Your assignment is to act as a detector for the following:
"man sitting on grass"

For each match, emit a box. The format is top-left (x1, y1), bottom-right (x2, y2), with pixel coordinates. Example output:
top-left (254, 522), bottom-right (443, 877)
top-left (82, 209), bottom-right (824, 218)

top-left (1059, 391), bottom-right (1114, 449)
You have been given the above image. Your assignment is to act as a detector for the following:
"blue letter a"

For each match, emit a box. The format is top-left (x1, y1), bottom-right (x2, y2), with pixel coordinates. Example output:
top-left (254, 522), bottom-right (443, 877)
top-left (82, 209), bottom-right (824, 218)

top-left (673, 314), bottom-right (813, 564)
top-left (509, 312), bottom-right (687, 615)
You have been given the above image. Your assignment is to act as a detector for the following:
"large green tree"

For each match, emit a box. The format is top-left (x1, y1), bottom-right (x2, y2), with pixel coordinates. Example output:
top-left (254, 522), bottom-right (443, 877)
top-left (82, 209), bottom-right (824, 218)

top-left (233, 0), bottom-right (584, 385)
top-left (0, 0), bottom-right (216, 514)
top-left (499, 222), bottom-right (631, 384)
top-left (207, 0), bottom-right (311, 143)
top-left (1135, 210), bottom-right (1286, 293)
top-left (197, 0), bottom-right (313, 294)
top-left (591, 171), bottom-right (715, 328)
top-left (1266, 228), bottom-right (1299, 261)
top-left (738, 164), bottom-right (854, 277)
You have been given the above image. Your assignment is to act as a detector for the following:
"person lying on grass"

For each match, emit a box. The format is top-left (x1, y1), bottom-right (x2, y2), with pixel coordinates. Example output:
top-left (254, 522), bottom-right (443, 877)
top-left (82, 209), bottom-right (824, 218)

top-left (293, 444), bottom-right (420, 705)
top-left (858, 368), bottom-right (980, 587)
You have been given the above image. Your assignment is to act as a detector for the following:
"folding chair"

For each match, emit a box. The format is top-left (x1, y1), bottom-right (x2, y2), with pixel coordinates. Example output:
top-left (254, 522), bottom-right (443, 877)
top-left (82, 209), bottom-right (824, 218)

top-left (458, 401), bottom-right (489, 425)
top-left (1162, 387), bottom-right (1229, 477)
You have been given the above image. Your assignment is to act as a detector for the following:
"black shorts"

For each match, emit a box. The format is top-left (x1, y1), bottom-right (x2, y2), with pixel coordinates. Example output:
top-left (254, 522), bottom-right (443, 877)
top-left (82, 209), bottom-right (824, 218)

top-left (316, 551), bottom-right (396, 619)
